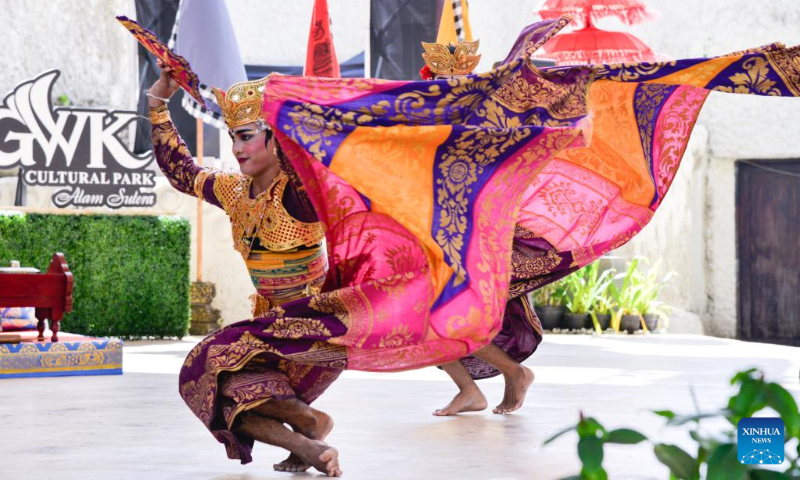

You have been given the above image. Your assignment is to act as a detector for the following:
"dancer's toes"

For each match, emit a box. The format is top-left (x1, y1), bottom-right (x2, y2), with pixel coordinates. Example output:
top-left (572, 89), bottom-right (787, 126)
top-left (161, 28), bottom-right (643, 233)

top-left (273, 453), bottom-right (310, 472)
top-left (318, 444), bottom-right (341, 477)
top-left (295, 439), bottom-right (341, 477)
top-left (493, 366), bottom-right (534, 414)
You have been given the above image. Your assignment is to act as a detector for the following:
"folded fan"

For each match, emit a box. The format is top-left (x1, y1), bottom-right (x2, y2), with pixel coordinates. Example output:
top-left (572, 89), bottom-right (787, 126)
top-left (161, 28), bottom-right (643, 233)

top-left (116, 15), bottom-right (205, 106)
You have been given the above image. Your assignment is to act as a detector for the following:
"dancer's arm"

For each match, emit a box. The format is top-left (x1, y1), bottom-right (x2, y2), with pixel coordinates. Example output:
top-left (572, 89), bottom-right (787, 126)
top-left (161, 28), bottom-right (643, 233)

top-left (148, 61), bottom-right (225, 209)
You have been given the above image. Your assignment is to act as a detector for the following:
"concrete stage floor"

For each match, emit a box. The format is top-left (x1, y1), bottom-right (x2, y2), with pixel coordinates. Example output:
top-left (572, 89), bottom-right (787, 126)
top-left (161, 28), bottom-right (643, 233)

top-left (2, 334), bottom-right (798, 479)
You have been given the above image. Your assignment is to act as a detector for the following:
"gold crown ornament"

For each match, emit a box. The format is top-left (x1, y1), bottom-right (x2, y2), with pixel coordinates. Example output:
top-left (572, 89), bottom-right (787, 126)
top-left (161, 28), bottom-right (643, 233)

top-left (212, 76), bottom-right (270, 131)
top-left (421, 40), bottom-right (481, 76)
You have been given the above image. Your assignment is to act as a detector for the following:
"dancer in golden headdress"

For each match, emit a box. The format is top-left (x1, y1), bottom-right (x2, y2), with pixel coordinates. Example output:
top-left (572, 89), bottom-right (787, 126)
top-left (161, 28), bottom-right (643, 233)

top-left (148, 60), bottom-right (342, 476)
top-left (420, 40), bottom-right (540, 417)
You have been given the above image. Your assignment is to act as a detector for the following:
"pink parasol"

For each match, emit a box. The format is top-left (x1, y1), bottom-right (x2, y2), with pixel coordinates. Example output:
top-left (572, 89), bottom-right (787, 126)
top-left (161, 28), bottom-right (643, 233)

top-left (536, 0), bottom-right (657, 26)
top-left (538, 24), bottom-right (657, 65)
top-left (535, 1), bottom-right (661, 65)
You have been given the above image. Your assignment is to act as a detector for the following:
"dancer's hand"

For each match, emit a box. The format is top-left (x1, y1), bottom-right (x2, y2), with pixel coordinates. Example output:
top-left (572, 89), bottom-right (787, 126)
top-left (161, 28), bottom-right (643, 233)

top-left (147, 58), bottom-right (180, 108)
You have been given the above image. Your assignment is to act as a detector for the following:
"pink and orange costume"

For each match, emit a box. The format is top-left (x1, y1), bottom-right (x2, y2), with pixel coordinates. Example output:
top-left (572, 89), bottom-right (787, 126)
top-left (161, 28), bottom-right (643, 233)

top-left (153, 17), bottom-right (800, 463)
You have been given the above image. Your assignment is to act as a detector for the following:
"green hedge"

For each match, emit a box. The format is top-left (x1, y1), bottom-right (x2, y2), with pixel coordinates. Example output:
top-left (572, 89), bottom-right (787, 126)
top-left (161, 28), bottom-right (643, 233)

top-left (0, 211), bottom-right (191, 338)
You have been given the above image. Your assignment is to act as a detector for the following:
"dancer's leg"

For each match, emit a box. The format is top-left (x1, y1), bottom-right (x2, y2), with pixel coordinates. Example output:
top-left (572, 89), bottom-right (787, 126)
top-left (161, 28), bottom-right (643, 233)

top-left (237, 411), bottom-right (341, 477)
top-left (433, 361), bottom-right (488, 416)
top-left (252, 398), bottom-right (334, 472)
top-left (472, 343), bottom-right (535, 414)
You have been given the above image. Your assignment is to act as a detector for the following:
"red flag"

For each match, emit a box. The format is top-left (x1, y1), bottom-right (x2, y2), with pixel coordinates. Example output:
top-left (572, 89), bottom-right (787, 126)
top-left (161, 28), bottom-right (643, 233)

top-left (304, 0), bottom-right (340, 77)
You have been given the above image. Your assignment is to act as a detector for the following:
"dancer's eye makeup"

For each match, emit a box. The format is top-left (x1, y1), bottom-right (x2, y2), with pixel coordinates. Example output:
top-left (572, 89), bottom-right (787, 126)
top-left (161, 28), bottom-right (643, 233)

top-left (230, 128), bottom-right (257, 142)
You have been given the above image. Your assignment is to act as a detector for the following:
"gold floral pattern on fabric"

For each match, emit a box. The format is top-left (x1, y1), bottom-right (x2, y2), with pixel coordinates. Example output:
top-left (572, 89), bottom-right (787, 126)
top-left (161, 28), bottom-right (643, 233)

top-left (712, 56), bottom-right (782, 96)
top-left (634, 83), bottom-right (674, 173)
top-left (594, 61), bottom-right (678, 83)
top-left (180, 331), bottom-right (272, 427)
top-left (308, 292), bottom-right (353, 328)
top-left (378, 324), bottom-right (414, 348)
top-left (435, 127), bottom-right (533, 286)
top-left (211, 172), bottom-right (324, 257)
top-left (541, 178), bottom-right (606, 235)
top-left (508, 276), bottom-right (551, 299)
top-left (514, 224), bottom-right (538, 239)
top-left (570, 246), bottom-right (598, 267)
top-left (447, 128), bottom-right (582, 345)
top-left (348, 340), bottom-right (466, 371)
top-left (511, 248), bottom-right (563, 278)
top-left (492, 63), bottom-right (590, 118)
top-left (151, 118), bottom-right (198, 196)
top-left (263, 317), bottom-right (332, 339)
top-left (285, 105), bottom-right (347, 163)
top-left (219, 370), bottom-right (293, 405)
top-left (353, 65), bottom-right (516, 127)
top-left (520, 158), bottom-right (654, 253)
top-left (522, 15), bottom-right (573, 57)
top-left (767, 45), bottom-right (800, 96)
top-left (651, 86), bottom-right (710, 204)
top-left (277, 359), bottom-right (315, 383)
top-left (284, 341), bottom-right (348, 366)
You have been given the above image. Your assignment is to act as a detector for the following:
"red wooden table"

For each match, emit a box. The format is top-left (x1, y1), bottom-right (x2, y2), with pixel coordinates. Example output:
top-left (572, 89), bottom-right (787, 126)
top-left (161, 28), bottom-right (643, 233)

top-left (0, 253), bottom-right (74, 342)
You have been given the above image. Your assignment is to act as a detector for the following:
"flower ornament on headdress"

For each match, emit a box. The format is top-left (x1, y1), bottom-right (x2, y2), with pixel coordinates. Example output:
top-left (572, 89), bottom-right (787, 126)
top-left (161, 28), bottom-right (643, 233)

top-left (421, 39), bottom-right (481, 77)
top-left (212, 76), bottom-right (270, 132)
top-left (419, 64), bottom-right (434, 80)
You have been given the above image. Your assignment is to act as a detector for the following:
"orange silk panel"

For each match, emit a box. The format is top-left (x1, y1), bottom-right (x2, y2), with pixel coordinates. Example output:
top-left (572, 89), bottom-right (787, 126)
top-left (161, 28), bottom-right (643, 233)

top-left (328, 124), bottom-right (454, 298)
top-left (554, 80), bottom-right (654, 207)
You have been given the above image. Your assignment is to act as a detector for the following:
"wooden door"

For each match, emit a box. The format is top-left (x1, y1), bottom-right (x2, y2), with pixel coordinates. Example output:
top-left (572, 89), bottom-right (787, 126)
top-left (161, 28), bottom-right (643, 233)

top-left (737, 159), bottom-right (800, 345)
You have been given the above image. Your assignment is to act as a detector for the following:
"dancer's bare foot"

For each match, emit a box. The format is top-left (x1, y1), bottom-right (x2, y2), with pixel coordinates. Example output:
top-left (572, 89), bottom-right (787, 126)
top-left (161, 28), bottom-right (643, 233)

top-left (293, 439), bottom-right (341, 477)
top-left (273, 453), bottom-right (309, 472)
top-left (433, 386), bottom-right (488, 416)
top-left (274, 409), bottom-right (334, 472)
top-left (493, 366), bottom-right (534, 414)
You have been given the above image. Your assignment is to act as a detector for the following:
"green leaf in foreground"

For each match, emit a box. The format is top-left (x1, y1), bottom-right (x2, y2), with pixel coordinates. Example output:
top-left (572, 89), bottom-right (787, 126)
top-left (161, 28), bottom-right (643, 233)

top-left (578, 436), bottom-right (604, 471)
top-left (654, 443), bottom-right (697, 480)
top-left (706, 443), bottom-right (747, 480)
top-left (606, 428), bottom-right (647, 444)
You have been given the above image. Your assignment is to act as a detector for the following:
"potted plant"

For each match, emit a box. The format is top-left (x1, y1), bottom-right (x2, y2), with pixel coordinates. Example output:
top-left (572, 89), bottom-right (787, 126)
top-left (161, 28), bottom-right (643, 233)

top-left (532, 279), bottom-right (567, 330)
top-left (631, 260), bottom-right (674, 333)
top-left (609, 258), bottom-right (644, 333)
top-left (589, 293), bottom-right (614, 332)
top-left (609, 258), bottom-right (675, 333)
top-left (563, 262), bottom-right (614, 332)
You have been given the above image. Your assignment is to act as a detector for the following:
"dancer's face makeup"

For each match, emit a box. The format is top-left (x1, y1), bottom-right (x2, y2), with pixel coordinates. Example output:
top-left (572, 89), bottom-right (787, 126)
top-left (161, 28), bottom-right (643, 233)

top-left (229, 124), bottom-right (275, 177)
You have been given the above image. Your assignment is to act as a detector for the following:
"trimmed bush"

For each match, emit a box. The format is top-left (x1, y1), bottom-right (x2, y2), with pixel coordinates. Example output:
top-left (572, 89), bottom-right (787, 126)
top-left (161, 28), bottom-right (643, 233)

top-left (0, 211), bottom-right (190, 338)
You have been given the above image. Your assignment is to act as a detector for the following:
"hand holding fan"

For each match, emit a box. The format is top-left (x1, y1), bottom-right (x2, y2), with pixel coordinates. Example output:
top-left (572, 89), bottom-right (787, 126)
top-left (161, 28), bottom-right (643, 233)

top-left (116, 15), bottom-right (206, 106)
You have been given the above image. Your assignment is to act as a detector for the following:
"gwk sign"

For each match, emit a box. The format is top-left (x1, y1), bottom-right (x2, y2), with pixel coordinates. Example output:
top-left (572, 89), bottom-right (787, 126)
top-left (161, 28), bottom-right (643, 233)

top-left (0, 70), bottom-right (156, 208)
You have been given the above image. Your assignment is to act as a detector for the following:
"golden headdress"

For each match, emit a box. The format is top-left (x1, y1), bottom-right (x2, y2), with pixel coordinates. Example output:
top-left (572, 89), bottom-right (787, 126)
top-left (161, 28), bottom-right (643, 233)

top-left (421, 39), bottom-right (481, 76)
top-left (212, 76), bottom-right (269, 130)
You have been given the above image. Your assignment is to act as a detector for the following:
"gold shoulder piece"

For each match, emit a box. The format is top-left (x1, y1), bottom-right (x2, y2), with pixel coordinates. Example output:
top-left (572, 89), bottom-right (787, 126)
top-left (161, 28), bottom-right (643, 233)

top-left (212, 171), bottom-right (247, 213)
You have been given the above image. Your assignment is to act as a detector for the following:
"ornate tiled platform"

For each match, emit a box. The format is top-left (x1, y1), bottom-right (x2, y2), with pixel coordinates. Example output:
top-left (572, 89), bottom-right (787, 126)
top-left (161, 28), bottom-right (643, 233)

top-left (0, 330), bottom-right (123, 378)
